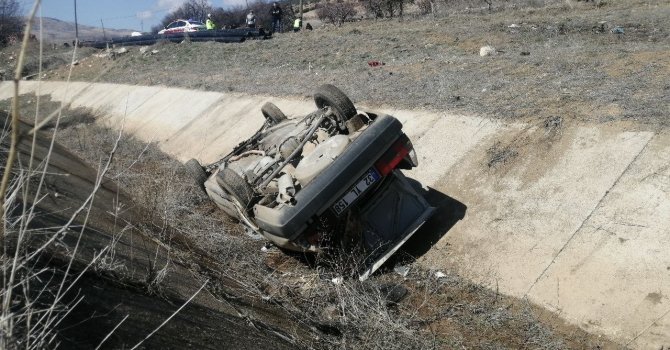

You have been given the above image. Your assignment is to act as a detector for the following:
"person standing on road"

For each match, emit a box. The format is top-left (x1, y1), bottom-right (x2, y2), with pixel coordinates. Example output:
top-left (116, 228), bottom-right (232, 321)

top-left (293, 16), bottom-right (302, 32)
top-left (206, 13), bottom-right (216, 30)
top-left (270, 2), bottom-right (282, 33)
top-left (246, 10), bottom-right (256, 28)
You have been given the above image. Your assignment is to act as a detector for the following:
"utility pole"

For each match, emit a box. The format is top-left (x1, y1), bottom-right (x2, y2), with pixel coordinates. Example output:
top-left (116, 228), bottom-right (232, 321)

top-left (100, 19), bottom-right (106, 40)
top-left (299, 0), bottom-right (303, 20)
top-left (74, 0), bottom-right (79, 44)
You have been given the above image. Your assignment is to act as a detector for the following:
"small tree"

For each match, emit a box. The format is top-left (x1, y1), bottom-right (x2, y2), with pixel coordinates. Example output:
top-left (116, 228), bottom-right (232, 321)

top-left (363, 0), bottom-right (385, 18)
top-left (415, 0), bottom-right (432, 15)
top-left (363, 0), bottom-right (406, 19)
top-left (316, 2), bottom-right (357, 26)
top-left (0, 0), bottom-right (22, 46)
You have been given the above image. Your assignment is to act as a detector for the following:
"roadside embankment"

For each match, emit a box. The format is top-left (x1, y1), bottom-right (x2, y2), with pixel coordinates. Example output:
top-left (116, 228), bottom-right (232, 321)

top-left (2, 80), bottom-right (667, 348)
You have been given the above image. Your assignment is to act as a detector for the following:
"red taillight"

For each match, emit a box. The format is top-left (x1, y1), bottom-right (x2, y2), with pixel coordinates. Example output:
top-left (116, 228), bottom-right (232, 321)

top-left (375, 135), bottom-right (412, 176)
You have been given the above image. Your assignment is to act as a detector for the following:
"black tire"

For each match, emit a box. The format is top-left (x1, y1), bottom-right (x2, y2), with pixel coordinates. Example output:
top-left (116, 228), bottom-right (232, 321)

top-left (261, 102), bottom-right (287, 124)
top-left (184, 159), bottom-right (207, 191)
top-left (216, 167), bottom-right (255, 209)
top-left (313, 84), bottom-right (357, 122)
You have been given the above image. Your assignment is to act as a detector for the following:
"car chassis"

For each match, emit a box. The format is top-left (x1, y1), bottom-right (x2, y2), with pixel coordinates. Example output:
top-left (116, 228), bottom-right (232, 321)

top-left (186, 85), bottom-right (435, 280)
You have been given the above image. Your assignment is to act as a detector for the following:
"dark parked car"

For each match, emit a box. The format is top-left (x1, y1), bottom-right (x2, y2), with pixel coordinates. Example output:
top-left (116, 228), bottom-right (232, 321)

top-left (186, 85), bottom-right (434, 279)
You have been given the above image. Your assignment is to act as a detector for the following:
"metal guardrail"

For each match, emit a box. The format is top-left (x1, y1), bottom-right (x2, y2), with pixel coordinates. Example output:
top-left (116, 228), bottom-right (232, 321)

top-left (80, 29), bottom-right (271, 49)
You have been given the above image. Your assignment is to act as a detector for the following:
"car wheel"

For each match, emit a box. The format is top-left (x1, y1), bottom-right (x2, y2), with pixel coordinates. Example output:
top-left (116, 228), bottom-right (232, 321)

top-left (313, 84), bottom-right (357, 122)
top-left (216, 167), bottom-right (255, 210)
top-left (184, 158), bottom-right (207, 191)
top-left (261, 102), bottom-right (287, 124)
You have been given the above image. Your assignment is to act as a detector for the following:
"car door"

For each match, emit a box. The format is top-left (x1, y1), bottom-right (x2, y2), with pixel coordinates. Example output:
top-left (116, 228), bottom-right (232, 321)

top-left (164, 21), bottom-right (183, 34)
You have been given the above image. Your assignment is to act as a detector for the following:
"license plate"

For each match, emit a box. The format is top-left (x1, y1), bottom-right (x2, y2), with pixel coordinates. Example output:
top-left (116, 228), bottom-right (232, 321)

top-left (332, 168), bottom-right (381, 216)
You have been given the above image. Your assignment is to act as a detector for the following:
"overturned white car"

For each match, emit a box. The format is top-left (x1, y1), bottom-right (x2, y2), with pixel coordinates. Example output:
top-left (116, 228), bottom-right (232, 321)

top-left (186, 85), bottom-right (434, 279)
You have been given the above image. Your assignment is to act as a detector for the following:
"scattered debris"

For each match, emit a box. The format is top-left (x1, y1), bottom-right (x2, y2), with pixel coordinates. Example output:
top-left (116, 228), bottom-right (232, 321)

top-left (368, 60), bottom-right (385, 67)
top-left (114, 47), bottom-right (129, 55)
top-left (611, 26), bottom-right (625, 34)
top-left (331, 276), bottom-right (343, 285)
top-left (138, 47), bottom-right (160, 56)
top-left (594, 20), bottom-right (608, 33)
top-left (22, 73), bottom-right (39, 80)
top-left (520, 51), bottom-right (530, 56)
top-left (434, 271), bottom-right (447, 279)
top-left (394, 264), bottom-right (411, 277)
top-left (508, 23), bottom-right (520, 28)
top-left (543, 116), bottom-right (563, 136)
top-left (244, 227), bottom-right (263, 240)
top-left (479, 45), bottom-right (497, 57)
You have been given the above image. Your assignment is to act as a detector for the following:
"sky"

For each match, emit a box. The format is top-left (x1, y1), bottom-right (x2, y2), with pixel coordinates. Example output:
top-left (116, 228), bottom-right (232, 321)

top-left (18, 0), bottom-right (243, 31)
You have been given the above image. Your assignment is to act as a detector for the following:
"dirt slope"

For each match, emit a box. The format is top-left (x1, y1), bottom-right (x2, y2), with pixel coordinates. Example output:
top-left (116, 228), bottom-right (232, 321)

top-left (45, 0), bottom-right (670, 130)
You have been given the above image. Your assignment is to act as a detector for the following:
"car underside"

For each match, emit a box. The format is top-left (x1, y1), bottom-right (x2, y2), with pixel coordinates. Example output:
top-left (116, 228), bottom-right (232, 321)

top-left (185, 85), bottom-right (435, 279)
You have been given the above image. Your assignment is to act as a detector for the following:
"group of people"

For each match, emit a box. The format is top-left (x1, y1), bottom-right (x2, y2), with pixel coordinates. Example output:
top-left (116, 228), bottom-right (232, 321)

top-left (203, 2), bottom-right (309, 34)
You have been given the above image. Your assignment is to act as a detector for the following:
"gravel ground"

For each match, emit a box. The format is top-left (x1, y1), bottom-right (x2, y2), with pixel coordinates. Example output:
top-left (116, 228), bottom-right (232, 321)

top-left (47, 0), bottom-right (670, 129)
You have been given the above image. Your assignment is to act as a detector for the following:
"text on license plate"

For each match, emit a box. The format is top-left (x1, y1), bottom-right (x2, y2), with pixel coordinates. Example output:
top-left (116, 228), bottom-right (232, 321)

top-left (332, 168), bottom-right (381, 216)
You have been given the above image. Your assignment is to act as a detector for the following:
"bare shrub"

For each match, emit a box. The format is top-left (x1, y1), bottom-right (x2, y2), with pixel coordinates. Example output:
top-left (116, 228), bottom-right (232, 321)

top-left (415, 0), bottom-right (434, 15)
top-left (0, 0), bottom-right (22, 47)
top-left (363, 0), bottom-right (407, 18)
top-left (363, 0), bottom-right (385, 18)
top-left (316, 2), bottom-right (358, 26)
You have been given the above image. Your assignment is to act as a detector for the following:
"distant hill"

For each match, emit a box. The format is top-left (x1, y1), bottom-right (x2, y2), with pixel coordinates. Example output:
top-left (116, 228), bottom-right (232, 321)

top-left (30, 17), bottom-right (136, 43)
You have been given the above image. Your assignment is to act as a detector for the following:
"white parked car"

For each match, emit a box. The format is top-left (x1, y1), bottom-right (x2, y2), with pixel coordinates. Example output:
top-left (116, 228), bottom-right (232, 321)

top-left (158, 19), bottom-right (206, 34)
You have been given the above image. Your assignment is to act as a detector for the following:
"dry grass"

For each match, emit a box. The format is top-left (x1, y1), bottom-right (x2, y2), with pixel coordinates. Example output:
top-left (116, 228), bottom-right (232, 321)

top-left (43, 0), bottom-right (670, 130)
top-left (1, 96), bottom-right (623, 348)
top-left (3, 0), bottom-right (658, 347)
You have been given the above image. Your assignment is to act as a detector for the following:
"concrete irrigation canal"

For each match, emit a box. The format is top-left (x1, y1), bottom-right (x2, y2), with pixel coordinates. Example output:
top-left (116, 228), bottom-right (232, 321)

top-left (2, 80), bottom-right (668, 348)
